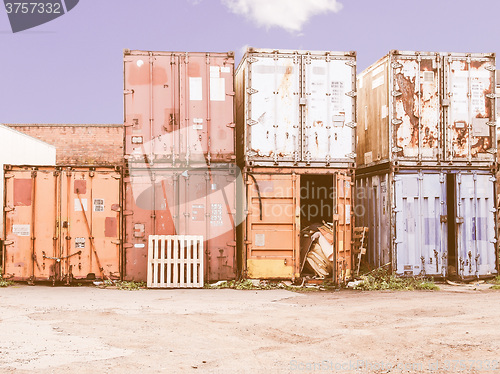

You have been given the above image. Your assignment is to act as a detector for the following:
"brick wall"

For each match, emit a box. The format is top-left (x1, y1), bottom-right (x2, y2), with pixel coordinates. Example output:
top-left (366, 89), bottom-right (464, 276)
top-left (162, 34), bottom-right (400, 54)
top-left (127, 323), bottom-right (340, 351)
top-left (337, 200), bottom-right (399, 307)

top-left (6, 124), bottom-right (123, 166)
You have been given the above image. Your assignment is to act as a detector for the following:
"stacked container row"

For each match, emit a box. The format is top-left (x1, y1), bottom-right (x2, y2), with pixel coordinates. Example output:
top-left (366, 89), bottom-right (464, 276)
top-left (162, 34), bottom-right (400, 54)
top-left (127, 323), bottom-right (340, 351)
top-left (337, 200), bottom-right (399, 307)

top-left (123, 50), bottom-right (238, 282)
top-left (236, 48), bottom-right (357, 280)
top-left (356, 50), bottom-right (498, 279)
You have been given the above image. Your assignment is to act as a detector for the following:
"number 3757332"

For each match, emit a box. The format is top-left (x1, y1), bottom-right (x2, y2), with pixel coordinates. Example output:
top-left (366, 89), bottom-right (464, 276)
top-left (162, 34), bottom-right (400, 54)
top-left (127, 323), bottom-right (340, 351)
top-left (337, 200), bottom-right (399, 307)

top-left (5, 2), bottom-right (62, 14)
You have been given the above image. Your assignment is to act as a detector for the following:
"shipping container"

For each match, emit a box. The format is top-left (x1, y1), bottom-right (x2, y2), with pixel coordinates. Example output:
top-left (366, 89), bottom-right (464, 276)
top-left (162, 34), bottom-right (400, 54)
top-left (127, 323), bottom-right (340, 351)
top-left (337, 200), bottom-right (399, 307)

top-left (0, 125), bottom-right (56, 241)
top-left (355, 168), bottom-right (498, 278)
top-left (357, 50), bottom-right (496, 169)
top-left (123, 50), bottom-right (236, 165)
top-left (123, 164), bottom-right (239, 282)
top-left (241, 167), bottom-right (353, 281)
top-left (235, 48), bottom-right (356, 168)
top-left (2, 165), bottom-right (122, 283)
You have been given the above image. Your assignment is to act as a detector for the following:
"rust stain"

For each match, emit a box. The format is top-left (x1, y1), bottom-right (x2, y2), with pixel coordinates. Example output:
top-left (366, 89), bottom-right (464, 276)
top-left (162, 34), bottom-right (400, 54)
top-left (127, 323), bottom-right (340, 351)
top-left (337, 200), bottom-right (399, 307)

top-left (395, 73), bottom-right (419, 148)
top-left (74, 180), bottom-right (86, 195)
top-left (105, 217), bottom-right (117, 238)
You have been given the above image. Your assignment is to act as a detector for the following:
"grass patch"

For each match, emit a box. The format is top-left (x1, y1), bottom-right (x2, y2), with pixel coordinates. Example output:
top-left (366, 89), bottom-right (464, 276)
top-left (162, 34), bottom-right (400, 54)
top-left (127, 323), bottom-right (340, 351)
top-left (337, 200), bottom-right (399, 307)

top-left (353, 269), bottom-right (439, 291)
top-left (115, 281), bottom-right (146, 290)
top-left (0, 267), bottom-right (14, 288)
top-left (205, 279), bottom-right (333, 292)
top-left (489, 275), bottom-right (500, 290)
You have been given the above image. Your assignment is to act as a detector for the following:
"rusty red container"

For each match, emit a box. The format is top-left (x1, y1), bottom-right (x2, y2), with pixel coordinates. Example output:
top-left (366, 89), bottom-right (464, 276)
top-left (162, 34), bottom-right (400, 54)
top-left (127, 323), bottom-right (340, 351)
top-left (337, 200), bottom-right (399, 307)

top-left (2, 165), bottom-right (122, 283)
top-left (123, 50), bottom-right (236, 166)
top-left (123, 164), bottom-right (239, 282)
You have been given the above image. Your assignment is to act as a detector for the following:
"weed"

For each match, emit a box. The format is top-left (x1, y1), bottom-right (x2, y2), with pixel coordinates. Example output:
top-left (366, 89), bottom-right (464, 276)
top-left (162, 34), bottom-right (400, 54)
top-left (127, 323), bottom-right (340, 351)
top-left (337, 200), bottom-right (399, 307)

top-left (116, 281), bottom-right (146, 291)
top-left (354, 269), bottom-right (439, 291)
top-left (489, 275), bottom-right (500, 290)
top-left (0, 267), bottom-right (14, 287)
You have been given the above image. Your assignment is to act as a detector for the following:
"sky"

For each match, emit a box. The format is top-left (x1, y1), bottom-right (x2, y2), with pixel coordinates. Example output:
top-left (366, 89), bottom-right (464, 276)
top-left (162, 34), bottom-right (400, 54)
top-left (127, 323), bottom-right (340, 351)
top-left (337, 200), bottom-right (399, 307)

top-left (0, 0), bottom-right (499, 124)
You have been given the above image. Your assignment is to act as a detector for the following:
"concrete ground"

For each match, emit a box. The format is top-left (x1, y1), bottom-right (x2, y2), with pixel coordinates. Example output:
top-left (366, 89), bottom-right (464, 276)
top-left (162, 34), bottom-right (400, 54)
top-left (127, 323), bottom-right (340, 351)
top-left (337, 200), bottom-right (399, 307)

top-left (0, 284), bottom-right (499, 373)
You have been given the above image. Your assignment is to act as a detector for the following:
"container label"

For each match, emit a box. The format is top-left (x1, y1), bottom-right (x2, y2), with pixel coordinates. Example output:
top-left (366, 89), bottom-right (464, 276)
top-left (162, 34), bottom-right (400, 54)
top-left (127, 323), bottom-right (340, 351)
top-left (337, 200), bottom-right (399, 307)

top-left (210, 77), bottom-right (225, 101)
top-left (220, 66), bottom-right (230, 74)
top-left (75, 198), bottom-right (88, 212)
top-left (210, 203), bottom-right (223, 226)
top-left (93, 198), bottom-right (104, 212)
top-left (134, 243), bottom-right (145, 248)
top-left (345, 204), bottom-right (351, 225)
top-left (189, 77), bottom-right (203, 101)
top-left (364, 151), bottom-right (373, 164)
top-left (255, 233), bottom-right (265, 247)
top-left (75, 237), bottom-right (85, 249)
top-left (331, 81), bottom-right (344, 111)
top-left (12, 224), bottom-right (30, 237)
top-left (210, 66), bottom-right (220, 78)
top-left (371, 65), bottom-right (384, 77)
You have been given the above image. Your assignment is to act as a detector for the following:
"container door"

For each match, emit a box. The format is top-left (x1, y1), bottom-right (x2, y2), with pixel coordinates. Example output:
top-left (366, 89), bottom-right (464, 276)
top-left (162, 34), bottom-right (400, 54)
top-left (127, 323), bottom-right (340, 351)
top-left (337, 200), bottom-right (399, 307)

top-left (124, 53), bottom-right (180, 162)
top-left (391, 54), bottom-right (441, 161)
top-left (246, 173), bottom-right (299, 278)
top-left (394, 173), bottom-right (447, 276)
top-left (124, 169), bottom-right (176, 281)
top-left (302, 55), bottom-right (355, 164)
top-left (444, 56), bottom-right (496, 162)
top-left (246, 54), bottom-right (301, 164)
top-left (178, 168), bottom-right (237, 281)
top-left (335, 173), bottom-right (352, 280)
top-left (455, 172), bottom-right (497, 277)
top-left (3, 169), bottom-right (59, 282)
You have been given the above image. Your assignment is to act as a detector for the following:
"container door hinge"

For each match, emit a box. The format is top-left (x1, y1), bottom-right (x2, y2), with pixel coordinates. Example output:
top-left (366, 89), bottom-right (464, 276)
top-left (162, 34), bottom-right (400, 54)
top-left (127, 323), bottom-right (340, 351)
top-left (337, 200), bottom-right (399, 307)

top-left (485, 65), bottom-right (496, 71)
top-left (440, 215), bottom-right (448, 223)
top-left (486, 122), bottom-right (496, 127)
top-left (391, 91), bottom-right (402, 97)
top-left (392, 118), bottom-right (403, 125)
top-left (345, 121), bottom-right (357, 128)
top-left (486, 148), bottom-right (497, 154)
top-left (456, 217), bottom-right (464, 224)
top-left (486, 93), bottom-right (495, 99)
top-left (226, 91), bottom-right (236, 96)
top-left (247, 88), bottom-right (258, 95)
top-left (345, 60), bottom-right (356, 67)
top-left (247, 57), bottom-right (258, 64)
top-left (123, 210), bottom-right (134, 216)
top-left (124, 89), bottom-right (134, 95)
top-left (3, 240), bottom-right (14, 246)
top-left (4, 206), bottom-right (14, 212)
top-left (345, 91), bottom-right (357, 98)
top-left (123, 243), bottom-right (134, 249)
top-left (247, 119), bottom-right (258, 126)
top-left (391, 62), bottom-right (403, 69)
top-left (346, 152), bottom-right (356, 159)
top-left (226, 241), bottom-right (237, 247)
top-left (226, 122), bottom-right (236, 128)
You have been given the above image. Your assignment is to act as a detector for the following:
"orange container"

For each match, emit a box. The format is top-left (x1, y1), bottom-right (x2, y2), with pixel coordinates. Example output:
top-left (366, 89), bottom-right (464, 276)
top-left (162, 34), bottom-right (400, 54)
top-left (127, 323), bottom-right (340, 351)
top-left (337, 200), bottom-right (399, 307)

top-left (241, 167), bottom-right (352, 282)
top-left (2, 165), bottom-right (122, 283)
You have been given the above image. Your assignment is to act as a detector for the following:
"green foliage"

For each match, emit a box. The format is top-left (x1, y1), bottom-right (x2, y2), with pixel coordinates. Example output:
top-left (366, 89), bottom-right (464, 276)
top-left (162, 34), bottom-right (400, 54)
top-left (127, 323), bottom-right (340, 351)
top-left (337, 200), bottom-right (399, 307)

top-left (354, 269), bottom-right (439, 291)
top-left (115, 281), bottom-right (146, 290)
top-left (489, 275), bottom-right (500, 290)
top-left (0, 267), bottom-right (14, 287)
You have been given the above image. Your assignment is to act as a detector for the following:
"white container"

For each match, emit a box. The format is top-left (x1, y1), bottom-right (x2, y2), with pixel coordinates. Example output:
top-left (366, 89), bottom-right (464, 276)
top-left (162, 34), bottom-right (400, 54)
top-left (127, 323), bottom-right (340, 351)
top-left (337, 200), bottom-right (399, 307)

top-left (0, 124), bottom-right (56, 238)
top-left (235, 48), bottom-right (356, 167)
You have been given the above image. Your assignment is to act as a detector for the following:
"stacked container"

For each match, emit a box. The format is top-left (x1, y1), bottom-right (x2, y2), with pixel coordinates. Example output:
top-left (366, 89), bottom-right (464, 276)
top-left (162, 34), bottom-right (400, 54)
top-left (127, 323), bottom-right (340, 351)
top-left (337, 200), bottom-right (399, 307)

top-left (356, 50), bottom-right (498, 279)
top-left (235, 48), bottom-right (357, 281)
top-left (123, 50), bottom-right (238, 282)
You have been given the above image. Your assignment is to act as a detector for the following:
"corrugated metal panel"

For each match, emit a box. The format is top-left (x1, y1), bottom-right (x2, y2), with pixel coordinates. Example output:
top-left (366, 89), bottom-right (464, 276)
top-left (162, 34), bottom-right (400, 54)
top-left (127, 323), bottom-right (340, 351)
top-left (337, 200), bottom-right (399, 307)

top-left (356, 168), bottom-right (498, 278)
top-left (456, 172), bottom-right (497, 277)
top-left (124, 50), bottom-right (235, 165)
top-left (0, 125), bottom-right (56, 239)
top-left (356, 51), bottom-right (496, 169)
top-left (2, 166), bottom-right (122, 283)
top-left (236, 48), bottom-right (356, 167)
top-left (394, 172), bottom-right (447, 276)
top-left (123, 165), bottom-right (238, 282)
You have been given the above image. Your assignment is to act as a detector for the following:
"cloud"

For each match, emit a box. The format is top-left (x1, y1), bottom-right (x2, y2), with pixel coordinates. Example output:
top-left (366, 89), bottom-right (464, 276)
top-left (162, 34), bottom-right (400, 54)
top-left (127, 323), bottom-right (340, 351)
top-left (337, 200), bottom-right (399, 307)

top-left (221, 0), bottom-right (342, 33)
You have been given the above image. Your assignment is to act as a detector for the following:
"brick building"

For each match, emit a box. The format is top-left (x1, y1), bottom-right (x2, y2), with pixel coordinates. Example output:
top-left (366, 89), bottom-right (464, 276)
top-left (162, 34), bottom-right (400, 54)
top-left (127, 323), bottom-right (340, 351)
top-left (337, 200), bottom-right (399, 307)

top-left (6, 124), bottom-right (123, 166)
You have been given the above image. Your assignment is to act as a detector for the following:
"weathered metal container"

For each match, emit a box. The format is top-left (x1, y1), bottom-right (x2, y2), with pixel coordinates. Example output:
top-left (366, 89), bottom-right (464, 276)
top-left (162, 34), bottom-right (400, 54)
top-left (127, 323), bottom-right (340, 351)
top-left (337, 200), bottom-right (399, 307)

top-left (2, 165), bottom-right (122, 283)
top-left (0, 125), bottom-right (56, 241)
top-left (241, 167), bottom-right (353, 281)
top-left (123, 49), bottom-right (236, 165)
top-left (123, 164), bottom-right (239, 282)
top-left (357, 50), bottom-right (496, 169)
top-left (235, 48), bottom-right (356, 167)
top-left (355, 168), bottom-right (498, 278)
